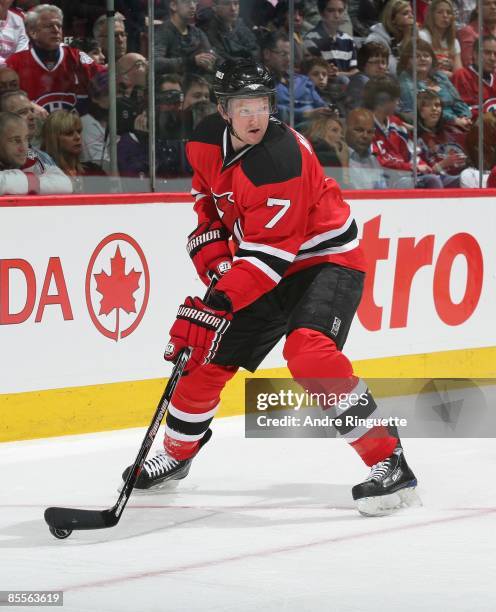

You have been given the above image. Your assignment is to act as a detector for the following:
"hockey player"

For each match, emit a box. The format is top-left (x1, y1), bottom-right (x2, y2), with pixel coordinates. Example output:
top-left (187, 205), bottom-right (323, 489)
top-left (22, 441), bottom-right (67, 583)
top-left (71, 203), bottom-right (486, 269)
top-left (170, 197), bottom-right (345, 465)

top-left (122, 59), bottom-right (419, 516)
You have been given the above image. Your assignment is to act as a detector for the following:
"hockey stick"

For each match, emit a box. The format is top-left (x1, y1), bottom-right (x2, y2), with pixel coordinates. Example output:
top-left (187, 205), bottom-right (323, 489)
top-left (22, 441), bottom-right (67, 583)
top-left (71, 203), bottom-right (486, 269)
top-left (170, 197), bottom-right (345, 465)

top-left (44, 279), bottom-right (217, 538)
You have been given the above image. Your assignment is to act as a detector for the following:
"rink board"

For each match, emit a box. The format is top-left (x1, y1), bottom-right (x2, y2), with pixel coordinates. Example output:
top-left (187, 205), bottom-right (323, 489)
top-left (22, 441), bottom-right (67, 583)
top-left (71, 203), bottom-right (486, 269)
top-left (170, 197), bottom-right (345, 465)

top-left (1, 189), bottom-right (495, 441)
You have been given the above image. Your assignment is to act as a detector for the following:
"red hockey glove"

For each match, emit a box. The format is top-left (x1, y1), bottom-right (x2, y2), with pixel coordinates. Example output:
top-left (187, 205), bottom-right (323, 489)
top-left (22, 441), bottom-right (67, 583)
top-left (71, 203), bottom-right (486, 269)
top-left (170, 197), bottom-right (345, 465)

top-left (164, 296), bottom-right (232, 372)
top-left (186, 221), bottom-right (232, 286)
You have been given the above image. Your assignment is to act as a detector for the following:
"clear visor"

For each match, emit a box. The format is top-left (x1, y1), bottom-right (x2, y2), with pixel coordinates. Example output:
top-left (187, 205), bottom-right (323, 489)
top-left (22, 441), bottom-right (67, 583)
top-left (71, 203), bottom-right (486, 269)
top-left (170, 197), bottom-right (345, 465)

top-left (225, 96), bottom-right (274, 118)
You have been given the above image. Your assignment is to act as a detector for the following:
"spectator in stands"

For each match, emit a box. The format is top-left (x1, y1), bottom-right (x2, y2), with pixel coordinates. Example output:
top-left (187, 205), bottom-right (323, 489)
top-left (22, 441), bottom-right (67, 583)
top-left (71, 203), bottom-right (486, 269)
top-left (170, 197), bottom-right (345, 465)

top-left (302, 56), bottom-right (347, 115)
top-left (0, 88), bottom-right (42, 148)
top-left (271, 1), bottom-right (311, 68)
top-left (40, 109), bottom-right (105, 192)
top-left (419, 0), bottom-right (462, 78)
top-left (0, 111), bottom-right (72, 194)
top-left (70, 37), bottom-right (106, 66)
top-left (182, 73), bottom-right (210, 109)
top-left (452, 36), bottom-right (496, 116)
top-left (304, 0), bottom-right (358, 78)
top-left (458, 0), bottom-right (496, 68)
top-left (181, 73), bottom-right (216, 134)
top-left (262, 31), bottom-right (327, 126)
top-left (417, 89), bottom-right (466, 187)
top-left (350, 0), bottom-right (387, 38)
top-left (117, 53), bottom-right (147, 97)
top-left (353, 0), bottom-right (388, 31)
top-left (157, 73), bottom-right (184, 114)
top-left (345, 41), bottom-right (389, 112)
top-left (155, 73), bottom-right (184, 140)
top-left (487, 163), bottom-right (496, 187)
top-left (201, 0), bottom-right (259, 62)
top-left (0, 0), bottom-right (28, 65)
top-left (51, 1), bottom-right (105, 41)
top-left (363, 75), bottom-right (444, 188)
top-left (0, 65), bottom-right (19, 92)
top-left (154, 0), bottom-right (216, 77)
top-left (116, 53), bottom-right (147, 134)
top-left (80, 70), bottom-right (109, 172)
top-left (365, 0), bottom-right (414, 74)
top-left (460, 112), bottom-right (496, 187)
top-left (302, 111), bottom-right (349, 175)
top-left (345, 107), bottom-right (387, 189)
top-left (7, 4), bottom-right (100, 113)
top-left (93, 12), bottom-right (128, 63)
top-left (397, 39), bottom-right (472, 129)
top-left (116, 0), bottom-right (145, 54)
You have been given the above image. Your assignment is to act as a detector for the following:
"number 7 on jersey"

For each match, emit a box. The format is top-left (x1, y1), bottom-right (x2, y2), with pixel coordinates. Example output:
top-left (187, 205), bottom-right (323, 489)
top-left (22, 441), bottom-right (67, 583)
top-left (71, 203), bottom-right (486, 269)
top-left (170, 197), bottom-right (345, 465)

top-left (264, 198), bottom-right (291, 229)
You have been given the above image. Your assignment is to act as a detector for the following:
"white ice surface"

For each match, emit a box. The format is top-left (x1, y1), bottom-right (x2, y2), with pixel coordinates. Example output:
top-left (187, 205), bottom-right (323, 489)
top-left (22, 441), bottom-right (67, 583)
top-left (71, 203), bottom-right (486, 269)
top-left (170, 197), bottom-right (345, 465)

top-left (1, 416), bottom-right (495, 612)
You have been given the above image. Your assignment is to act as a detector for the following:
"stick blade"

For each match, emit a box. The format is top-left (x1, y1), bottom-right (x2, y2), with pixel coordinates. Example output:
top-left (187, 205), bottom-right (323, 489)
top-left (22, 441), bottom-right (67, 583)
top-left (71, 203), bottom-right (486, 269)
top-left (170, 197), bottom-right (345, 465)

top-left (44, 506), bottom-right (117, 531)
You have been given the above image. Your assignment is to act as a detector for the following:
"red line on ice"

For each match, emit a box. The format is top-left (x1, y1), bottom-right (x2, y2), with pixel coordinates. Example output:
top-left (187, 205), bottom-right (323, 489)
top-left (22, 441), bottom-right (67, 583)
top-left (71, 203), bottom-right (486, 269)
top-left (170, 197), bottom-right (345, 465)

top-left (58, 507), bottom-right (496, 593)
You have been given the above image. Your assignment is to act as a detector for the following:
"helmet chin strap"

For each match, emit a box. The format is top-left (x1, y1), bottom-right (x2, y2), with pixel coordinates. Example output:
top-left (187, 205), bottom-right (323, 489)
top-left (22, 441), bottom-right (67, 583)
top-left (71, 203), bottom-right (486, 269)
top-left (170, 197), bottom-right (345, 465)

top-left (226, 117), bottom-right (246, 144)
top-left (221, 105), bottom-right (248, 145)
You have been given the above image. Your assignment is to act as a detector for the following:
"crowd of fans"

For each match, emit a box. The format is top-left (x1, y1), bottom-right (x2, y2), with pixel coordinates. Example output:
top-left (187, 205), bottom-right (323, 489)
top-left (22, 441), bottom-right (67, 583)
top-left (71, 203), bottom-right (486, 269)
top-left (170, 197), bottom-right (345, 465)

top-left (1, 0), bottom-right (496, 195)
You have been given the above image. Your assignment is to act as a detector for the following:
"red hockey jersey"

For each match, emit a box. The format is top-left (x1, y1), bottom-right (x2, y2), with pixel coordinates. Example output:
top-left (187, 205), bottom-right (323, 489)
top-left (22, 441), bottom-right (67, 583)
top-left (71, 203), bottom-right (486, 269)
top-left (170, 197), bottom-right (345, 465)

top-left (371, 115), bottom-right (413, 172)
top-left (7, 44), bottom-right (99, 112)
top-left (451, 66), bottom-right (496, 116)
top-left (186, 114), bottom-right (366, 312)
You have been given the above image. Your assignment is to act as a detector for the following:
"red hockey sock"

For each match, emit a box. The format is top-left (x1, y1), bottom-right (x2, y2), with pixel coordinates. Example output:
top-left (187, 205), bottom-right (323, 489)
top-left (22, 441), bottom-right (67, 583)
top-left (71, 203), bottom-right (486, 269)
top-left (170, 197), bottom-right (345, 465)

top-left (350, 426), bottom-right (398, 467)
top-left (164, 435), bottom-right (199, 461)
top-left (284, 328), bottom-right (398, 466)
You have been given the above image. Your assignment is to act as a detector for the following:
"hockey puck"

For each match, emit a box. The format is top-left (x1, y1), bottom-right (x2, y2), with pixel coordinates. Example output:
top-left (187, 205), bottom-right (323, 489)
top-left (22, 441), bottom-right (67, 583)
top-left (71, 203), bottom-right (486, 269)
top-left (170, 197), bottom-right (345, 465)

top-left (49, 526), bottom-right (72, 539)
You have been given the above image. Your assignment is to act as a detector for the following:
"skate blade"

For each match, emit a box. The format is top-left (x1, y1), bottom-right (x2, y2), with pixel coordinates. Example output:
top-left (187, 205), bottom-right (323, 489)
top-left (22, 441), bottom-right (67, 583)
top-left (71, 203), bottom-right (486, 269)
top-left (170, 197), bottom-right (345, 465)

top-left (356, 486), bottom-right (422, 517)
top-left (117, 479), bottom-right (181, 495)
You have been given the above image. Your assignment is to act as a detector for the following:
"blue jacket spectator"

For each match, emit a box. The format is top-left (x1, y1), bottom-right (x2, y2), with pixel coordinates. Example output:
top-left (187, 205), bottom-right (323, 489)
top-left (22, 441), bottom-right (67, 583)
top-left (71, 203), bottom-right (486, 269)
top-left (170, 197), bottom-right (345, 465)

top-left (397, 39), bottom-right (472, 129)
top-left (275, 73), bottom-right (327, 124)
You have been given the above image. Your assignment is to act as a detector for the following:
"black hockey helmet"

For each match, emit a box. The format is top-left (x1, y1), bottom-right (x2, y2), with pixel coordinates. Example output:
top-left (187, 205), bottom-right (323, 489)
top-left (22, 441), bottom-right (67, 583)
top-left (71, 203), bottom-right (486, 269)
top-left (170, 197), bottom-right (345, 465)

top-left (213, 58), bottom-right (277, 114)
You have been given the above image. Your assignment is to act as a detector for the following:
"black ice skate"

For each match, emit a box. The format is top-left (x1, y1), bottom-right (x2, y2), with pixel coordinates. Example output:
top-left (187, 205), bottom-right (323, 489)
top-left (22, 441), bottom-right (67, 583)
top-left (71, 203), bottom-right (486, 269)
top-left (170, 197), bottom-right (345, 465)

top-left (352, 446), bottom-right (421, 516)
top-left (121, 429), bottom-right (212, 491)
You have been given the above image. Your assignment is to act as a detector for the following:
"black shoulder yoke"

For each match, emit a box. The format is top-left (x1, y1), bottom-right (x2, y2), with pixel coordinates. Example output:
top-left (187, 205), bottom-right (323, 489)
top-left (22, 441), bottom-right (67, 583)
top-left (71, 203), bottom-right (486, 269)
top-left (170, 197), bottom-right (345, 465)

top-left (241, 121), bottom-right (302, 187)
top-left (190, 113), bottom-right (225, 146)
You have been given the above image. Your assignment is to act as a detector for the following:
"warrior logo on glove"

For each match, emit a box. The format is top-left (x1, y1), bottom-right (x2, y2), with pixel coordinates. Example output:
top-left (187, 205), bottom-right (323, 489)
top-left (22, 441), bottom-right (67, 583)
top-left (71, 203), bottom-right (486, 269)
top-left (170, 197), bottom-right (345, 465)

top-left (164, 296), bottom-right (232, 372)
top-left (187, 221), bottom-right (233, 286)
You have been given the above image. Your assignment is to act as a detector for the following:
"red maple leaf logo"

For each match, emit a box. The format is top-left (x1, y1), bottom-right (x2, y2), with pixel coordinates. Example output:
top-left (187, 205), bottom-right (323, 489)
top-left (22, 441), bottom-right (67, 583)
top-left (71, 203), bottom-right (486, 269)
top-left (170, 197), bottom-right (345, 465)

top-left (94, 246), bottom-right (142, 340)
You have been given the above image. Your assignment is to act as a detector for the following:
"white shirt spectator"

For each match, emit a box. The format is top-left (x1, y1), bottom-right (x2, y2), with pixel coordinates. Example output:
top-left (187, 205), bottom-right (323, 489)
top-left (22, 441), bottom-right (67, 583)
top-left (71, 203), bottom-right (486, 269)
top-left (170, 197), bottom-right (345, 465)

top-left (80, 113), bottom-right (110, 172)
top-left (0, 145), bottom-right (72, 194)
top-left (0, 10), bottom-right (28, 65)
top-left (460, 168), bottom-right (489, 188)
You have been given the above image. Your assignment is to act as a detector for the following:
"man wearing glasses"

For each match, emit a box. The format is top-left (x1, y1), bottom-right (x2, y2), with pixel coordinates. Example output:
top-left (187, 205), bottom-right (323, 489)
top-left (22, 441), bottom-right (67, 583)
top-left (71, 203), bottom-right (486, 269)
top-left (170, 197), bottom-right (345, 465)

top-left (6, 4), bottom-right (101, 113)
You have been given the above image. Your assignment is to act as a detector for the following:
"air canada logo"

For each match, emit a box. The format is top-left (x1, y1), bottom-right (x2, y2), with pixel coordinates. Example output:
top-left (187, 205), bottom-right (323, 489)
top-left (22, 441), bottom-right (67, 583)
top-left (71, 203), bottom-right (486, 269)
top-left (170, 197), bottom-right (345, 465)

top-left (85, 233), bottom-right (150, 340)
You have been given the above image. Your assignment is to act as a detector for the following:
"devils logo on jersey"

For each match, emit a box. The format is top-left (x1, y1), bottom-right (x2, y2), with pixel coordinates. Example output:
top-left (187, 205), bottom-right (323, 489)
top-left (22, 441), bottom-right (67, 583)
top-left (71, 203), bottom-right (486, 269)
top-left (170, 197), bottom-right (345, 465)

top-left (211, 191), bottom-right (234, 219)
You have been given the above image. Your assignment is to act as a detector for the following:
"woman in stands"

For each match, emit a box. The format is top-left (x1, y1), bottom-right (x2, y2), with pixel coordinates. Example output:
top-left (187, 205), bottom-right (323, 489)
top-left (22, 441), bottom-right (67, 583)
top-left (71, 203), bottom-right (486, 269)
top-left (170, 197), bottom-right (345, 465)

top-left (397, 39), bottom-right (471, 129)
top-left (417, 89), bottom-right (467, 187)
top-left (302, 112), bottom-right (349, 184)
top-left (365, 0), bottom-right (414, 74)
top-left (41, 110), bottom-right (105, 193)
top-left (419, 0), bottom-right (462, 77)
top-left (460, 112), bottom-right (496, 187)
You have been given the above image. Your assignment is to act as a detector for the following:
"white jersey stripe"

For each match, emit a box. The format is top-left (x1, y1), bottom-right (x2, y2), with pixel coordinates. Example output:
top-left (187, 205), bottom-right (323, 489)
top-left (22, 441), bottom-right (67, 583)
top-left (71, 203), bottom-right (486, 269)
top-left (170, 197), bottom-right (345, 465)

top-left (299, 216), bottom-right (354, 250)
top-left (294, 239), bottom-right (359, 261)
top-left (239, 240), bottom-right (295, 261)
top-left (164, 424), bottom-right (206, 442)
top-left (233, 255), bottom-right (281, 283)
top-left (168, 402), bottom-right (218, 423)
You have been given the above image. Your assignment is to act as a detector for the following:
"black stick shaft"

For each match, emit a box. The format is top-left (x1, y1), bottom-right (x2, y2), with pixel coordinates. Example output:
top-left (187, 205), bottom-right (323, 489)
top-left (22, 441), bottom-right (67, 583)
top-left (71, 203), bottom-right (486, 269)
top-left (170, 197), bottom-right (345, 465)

top-left (45, 279), bottom-right (218, 531)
